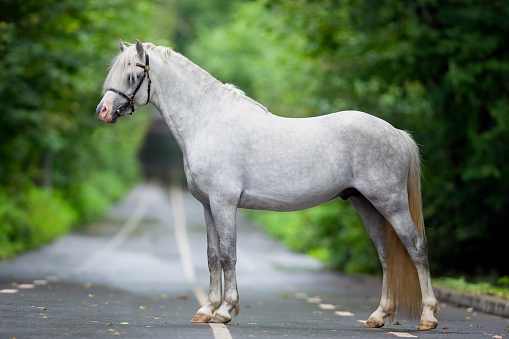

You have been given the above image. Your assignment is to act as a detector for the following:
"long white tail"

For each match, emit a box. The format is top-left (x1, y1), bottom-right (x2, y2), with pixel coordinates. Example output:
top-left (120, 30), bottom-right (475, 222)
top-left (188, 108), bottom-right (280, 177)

top-left (384, 130), bottom-right (425, 319)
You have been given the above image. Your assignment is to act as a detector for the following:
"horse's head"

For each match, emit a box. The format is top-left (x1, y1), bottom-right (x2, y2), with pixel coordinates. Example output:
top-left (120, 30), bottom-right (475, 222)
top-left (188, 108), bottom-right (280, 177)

top-left (96, 39), bottom-right (151, 123)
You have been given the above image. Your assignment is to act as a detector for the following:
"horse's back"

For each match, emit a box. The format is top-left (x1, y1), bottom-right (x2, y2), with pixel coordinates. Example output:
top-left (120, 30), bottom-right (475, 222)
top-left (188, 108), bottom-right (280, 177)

top-left (232, 110), bottom-right (409, 211)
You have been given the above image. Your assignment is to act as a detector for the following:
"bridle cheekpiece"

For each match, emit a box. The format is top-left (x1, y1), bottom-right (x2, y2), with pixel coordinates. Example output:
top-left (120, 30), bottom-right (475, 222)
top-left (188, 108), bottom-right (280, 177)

top-left (107, 53), bottom-right (151, 116)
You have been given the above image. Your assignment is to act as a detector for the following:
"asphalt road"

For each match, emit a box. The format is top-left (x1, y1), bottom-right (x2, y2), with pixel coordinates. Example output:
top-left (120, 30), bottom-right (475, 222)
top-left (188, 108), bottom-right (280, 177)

top-left (1, 183), bottom-right (507, 338)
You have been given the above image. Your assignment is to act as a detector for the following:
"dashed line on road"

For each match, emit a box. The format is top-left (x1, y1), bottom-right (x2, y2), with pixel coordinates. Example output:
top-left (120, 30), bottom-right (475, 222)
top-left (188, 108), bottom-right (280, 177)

top-left (335, 311), bottom-right (355, 316)
top-left (169, 185), bottom-right (233, 339)
top-left (298, 292), bottom-right (418, 338)
top-left (18, 284), bottom-right (35, 289)
top-left (388, 332), bottom-right (417, 338)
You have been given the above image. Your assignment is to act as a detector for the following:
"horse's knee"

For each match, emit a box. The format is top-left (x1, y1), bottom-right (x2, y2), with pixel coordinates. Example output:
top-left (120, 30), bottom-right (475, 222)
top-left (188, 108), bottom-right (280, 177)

top-left (219, 252), bottom-right (236, 269)
top-left (207, 249), bottom-right (221, 270)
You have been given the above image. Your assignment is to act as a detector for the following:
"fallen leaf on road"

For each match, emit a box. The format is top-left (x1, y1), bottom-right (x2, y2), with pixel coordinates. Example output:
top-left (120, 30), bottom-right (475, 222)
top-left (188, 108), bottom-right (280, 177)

top-left (443, 327), bottom-right (449, 330)
top-left (139, 306), bottom-right (147, 310)
top-left (177, 295), bottom-right (189, 300)
top-left (493, 336), bottom-right (502, 339)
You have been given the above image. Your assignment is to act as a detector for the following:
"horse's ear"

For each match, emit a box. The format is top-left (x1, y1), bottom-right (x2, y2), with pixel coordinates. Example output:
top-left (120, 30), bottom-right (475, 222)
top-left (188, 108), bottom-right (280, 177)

top-left (118, 39), bottom-right (125, 52)
top-left (136, 39), bottom-right (144, 59)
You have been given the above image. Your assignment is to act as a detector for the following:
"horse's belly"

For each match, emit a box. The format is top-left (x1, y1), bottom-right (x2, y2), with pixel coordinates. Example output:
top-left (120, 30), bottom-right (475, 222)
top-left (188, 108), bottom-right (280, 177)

top-left (238, 185), bottom-right (343, 212)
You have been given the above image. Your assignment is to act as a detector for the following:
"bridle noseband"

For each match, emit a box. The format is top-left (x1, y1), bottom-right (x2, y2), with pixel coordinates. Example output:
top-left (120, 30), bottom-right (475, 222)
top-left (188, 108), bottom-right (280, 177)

top-left (107, 53), bottom-right (151, 115)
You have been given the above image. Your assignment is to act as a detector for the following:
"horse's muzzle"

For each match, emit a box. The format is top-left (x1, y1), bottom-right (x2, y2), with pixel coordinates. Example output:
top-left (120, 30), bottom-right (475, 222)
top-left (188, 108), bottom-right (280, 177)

top-left (96, 102), bottom-right (119, 124)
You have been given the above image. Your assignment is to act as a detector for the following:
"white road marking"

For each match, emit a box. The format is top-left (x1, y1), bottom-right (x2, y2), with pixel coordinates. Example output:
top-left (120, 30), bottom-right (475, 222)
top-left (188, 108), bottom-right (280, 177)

top-left (335, 311), bottom-right (355, 316)
top-left (357, 320), bottom-right (367, 324)
top-left (388, 332), bottom-right (418, 338)
top-left (169, 186), bottom-right (208, 306)
top-left (306, 296), bottom-right (322, 303)
top-left (0, 289), bottom-right (18, 293)
top-left (210, 323), bottom-right (233, 339)
top-left (169, 185), bottom-right (233, 339)
top-left (17, 284), bottom-right (34, 289)
top-left (319, 303), bottom-right (337, 310)
top-left (34, 280), bottom-right (47, 285)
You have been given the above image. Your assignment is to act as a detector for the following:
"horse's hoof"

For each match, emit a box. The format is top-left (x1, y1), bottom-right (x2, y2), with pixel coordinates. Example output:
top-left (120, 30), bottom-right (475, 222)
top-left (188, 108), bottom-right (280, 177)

top-left (191, 313), bottom-right (212, 323)
top-left (364, 318), bottom-right (384, 328)
top-left (210, 315), bottom-right (231, 324)
top-left (418, 320), bottom-right (438, 330)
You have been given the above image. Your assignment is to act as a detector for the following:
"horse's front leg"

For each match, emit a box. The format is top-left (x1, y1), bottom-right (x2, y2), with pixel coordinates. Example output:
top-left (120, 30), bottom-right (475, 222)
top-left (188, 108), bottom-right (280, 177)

top-left (350, 197), bottom-right (395, 328)
top-left (209, 199), bottom-right (239, 323)
top-left (191, 205), bottom-right (223, 323)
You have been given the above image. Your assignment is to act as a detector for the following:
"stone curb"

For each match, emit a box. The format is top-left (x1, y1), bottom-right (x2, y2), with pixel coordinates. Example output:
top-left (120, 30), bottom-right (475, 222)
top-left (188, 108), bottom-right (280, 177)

top-left (434, 286), bottom-right (509, 318)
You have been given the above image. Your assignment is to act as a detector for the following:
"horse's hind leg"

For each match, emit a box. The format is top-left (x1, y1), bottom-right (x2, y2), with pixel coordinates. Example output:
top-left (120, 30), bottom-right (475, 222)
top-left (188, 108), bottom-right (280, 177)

top-left (374, 198), bottom-right (439, 330)
top-left (350, 196), bottom-right (394, 328)
top-left (192, 205), bottom-right (223, 323)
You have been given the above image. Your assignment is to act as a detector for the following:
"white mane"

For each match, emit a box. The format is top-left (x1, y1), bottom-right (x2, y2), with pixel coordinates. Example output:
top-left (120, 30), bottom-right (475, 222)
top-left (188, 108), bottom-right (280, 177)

top-left (102, 42), bottom-right (269, 114)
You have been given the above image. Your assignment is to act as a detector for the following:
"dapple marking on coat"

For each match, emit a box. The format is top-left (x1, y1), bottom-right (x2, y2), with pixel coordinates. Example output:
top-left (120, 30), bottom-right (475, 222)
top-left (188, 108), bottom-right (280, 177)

top-left (96, 39), bottom-right (439, 330)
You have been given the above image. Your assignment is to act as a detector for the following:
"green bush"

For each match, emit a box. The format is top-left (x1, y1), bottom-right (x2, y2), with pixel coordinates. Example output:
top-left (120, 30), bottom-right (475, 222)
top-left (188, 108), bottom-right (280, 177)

top-left (0, 184), bottom-right (77, 258)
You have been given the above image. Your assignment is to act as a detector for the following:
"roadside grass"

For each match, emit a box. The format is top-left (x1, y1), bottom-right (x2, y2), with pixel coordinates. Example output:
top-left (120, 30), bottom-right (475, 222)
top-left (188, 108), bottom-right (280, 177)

top-left (433, 276), bottom-right (509, 301)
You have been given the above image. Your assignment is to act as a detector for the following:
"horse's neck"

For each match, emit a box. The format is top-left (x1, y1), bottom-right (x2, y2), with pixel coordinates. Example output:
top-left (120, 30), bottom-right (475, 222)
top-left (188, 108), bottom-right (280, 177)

top-left (150, 54), bottom-right (267, 153)
top-left (150, 56), bottom-right (224, 151)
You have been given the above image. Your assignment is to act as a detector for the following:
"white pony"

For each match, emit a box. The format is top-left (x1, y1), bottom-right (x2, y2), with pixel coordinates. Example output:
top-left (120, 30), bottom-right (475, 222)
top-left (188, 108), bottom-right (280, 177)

top-left (96, 40), bottom-right (439, 330)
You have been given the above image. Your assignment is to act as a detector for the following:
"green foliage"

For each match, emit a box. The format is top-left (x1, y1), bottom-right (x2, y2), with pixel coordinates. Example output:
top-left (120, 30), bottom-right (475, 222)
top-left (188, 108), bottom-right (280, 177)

top-left (0, 184), bottom-right (77, 258)
top-left (181, 0), bottom-right (509, 276)
top-left (0, 0), bottom-right (153, 258)
top-left (433, 276), bottom-right (509, 300)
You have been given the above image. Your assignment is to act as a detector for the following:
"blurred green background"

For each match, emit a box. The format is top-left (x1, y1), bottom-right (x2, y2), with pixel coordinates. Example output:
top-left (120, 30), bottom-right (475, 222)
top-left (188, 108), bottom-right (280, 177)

top-left (1, 0), bottom-right (508, 283)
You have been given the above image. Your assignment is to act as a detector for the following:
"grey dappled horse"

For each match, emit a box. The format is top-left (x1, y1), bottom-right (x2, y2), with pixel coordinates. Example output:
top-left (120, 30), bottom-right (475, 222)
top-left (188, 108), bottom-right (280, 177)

top-left (96, 40), bottom-right (439, 330)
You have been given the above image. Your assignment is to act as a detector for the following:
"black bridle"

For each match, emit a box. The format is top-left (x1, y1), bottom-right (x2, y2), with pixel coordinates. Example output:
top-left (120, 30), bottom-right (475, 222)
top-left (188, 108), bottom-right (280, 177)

top-left (107, 53), bottom-right (151, 116)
